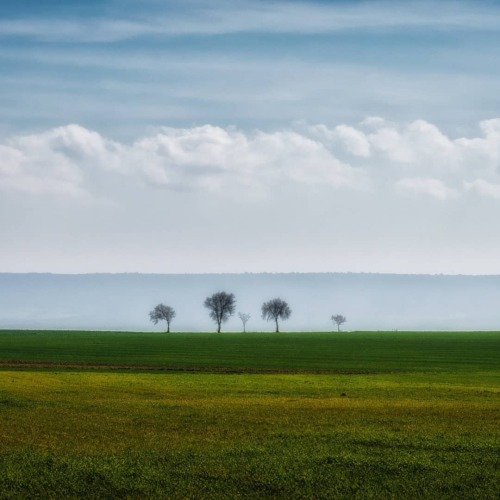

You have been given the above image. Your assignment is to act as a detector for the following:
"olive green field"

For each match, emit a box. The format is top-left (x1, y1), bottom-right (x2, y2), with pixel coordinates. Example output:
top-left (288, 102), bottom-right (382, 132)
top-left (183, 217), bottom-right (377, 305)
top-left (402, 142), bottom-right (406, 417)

top-left (0, 330), bottom-right (498, 498)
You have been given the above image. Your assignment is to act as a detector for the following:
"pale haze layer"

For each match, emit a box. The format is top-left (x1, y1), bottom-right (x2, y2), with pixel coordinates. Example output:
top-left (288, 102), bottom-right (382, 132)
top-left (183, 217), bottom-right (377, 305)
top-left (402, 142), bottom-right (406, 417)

top-left (2, 273), bottom-right (500, 331)
top-left (1, 1), bottom-right (500, 274)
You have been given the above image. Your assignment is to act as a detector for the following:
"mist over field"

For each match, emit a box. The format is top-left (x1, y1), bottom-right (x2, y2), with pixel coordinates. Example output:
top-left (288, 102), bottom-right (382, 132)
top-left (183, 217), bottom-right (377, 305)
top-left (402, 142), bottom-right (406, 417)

top-left (1, 273), bottom-right (500, 332)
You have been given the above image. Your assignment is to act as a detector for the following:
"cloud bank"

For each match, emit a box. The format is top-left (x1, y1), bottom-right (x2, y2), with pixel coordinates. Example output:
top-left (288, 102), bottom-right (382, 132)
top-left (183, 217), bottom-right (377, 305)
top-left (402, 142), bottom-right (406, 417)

top-left (2, 118), bottom-right (500, 202)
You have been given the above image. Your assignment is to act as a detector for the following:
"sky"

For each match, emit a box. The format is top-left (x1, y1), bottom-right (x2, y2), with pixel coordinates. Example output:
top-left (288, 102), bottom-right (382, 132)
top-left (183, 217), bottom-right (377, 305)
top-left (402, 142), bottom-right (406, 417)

top-left (2, 0), bottom-right (500, 274)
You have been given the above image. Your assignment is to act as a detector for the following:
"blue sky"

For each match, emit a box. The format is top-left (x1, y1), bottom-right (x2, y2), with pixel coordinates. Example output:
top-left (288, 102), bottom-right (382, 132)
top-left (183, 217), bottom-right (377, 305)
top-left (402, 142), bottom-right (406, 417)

top-left (2, 0), bottom-right (500, 137)
top-left (2, 1), bottom-right (500, 274)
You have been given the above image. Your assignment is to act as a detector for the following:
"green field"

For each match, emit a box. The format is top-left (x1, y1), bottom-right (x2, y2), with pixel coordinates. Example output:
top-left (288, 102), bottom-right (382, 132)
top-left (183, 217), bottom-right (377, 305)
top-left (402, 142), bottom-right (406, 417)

top-left (0, 330), bottom-right (498, 498)
top-left (1, 330), bottom-right (499, 372)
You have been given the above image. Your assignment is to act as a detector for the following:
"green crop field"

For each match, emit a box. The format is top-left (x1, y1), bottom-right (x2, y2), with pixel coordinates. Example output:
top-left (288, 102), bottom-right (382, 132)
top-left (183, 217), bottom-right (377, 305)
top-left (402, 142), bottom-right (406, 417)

top-left (0, 330), bottom-right (499, 372)
top-left (0, 330), bottom-right (498, 498)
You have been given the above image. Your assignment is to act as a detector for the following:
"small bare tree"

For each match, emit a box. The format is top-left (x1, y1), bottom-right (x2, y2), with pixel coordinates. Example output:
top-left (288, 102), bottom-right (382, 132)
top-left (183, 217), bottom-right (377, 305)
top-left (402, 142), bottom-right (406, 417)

top-left (261, 298), bottom-right (291, 332)
top-left (331, 314), bottom-right (346, 332)
top-left (204, 291), bottom-right (236, 333)
top-left (238, 312), bottom-right (251, 333)
top-left (149, 304), bottom-right (176, 333)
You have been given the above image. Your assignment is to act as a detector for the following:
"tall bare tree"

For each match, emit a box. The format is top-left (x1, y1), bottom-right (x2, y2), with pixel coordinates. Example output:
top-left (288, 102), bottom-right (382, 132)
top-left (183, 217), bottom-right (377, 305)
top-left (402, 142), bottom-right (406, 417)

top-left (238, 312), bottom-right (251, 333)
top-left (331, 314), bottom-right (346, 332)
top-left (149, 304), bottom-right (176, 333)
top-left (204, 291), bottom-right (236, 333)
top-left (261, 298), bottom-right (291, 332)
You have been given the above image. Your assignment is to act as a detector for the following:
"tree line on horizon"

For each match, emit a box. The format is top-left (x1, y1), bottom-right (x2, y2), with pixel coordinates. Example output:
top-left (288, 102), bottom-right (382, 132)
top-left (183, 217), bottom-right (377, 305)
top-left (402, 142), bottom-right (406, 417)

top-left (149, 291), bottom-right (347, 333)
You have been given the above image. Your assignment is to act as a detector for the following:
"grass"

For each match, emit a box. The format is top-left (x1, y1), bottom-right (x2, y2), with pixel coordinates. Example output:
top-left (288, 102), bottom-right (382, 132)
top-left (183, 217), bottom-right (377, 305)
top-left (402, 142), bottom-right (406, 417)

top-left (0, 330), bottom-right (499, 372)
top-left (0, 330), bottom-right (498, 498)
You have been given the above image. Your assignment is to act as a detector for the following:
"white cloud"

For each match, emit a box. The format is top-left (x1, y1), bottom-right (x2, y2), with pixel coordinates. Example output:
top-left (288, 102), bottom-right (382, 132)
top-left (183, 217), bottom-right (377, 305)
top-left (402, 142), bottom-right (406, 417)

top-left (0, 133), bottom-right (83, 197)
top-left (359, 116), bottom-right (387, 129)
top-left (479, 118), bottom-right (500, 136)
top-left (455, 119), bottom-right (500, 174)
top-left (0, 124), bottom-right (126, 197)
top-left (132, 126), bottom-right (365, 193)
top-left (309, 124), bottom-right (371, 158)
top-left (366, 120), bottom-right (457, 169)
top-left (314, 119), bottom-right (500, 197)
top-left (465, 179), bottom-right (500, 199)
top-left (395, 177), bottom-right (457, 200)
top-left (2, 119), bottom-right (500, 201)
top-left (12, 124), bottom-right (125, 171)
top-left (0, 124), bottom-right (362, 198)
top-left (368, 126), bottom-right (414, 163)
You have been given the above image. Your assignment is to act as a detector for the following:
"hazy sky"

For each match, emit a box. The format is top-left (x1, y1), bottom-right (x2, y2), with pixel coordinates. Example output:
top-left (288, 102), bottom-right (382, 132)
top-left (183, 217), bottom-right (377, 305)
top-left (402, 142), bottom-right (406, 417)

top-left (2, 0), bottom-right (500, 274)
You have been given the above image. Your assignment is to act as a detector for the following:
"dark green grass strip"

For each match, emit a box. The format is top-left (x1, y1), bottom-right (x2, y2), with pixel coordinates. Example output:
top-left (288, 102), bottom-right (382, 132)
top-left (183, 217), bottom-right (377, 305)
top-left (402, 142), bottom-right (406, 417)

top-left (0, 330), bottom-right (499, 373)
top-left (0, 330), bottom-right (500, 373)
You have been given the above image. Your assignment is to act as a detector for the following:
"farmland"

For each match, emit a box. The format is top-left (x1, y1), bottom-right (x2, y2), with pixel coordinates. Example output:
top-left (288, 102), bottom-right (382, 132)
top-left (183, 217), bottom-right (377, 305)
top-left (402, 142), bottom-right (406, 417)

top-left (0, 331), bottom-right (498, 498)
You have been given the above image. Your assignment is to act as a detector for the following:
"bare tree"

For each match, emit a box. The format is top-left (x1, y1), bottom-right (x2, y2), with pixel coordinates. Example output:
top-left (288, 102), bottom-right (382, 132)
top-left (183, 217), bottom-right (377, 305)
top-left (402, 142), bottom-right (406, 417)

top-left (261, 298), bottom-right (291, 332)
top-left (204, 291), bottom-right (236, 333)
top-left (238, 312), bottom-right (251, 333)
top-left (331, 314), bottom-right (346, 332)
top-left (149, 304), bottom-right (176, 333)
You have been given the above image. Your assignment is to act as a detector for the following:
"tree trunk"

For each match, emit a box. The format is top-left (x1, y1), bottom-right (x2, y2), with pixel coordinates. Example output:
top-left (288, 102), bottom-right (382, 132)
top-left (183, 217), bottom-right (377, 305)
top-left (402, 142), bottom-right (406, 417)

top-left (167, 322), bottom-right (170, 333)
top-left (337, 324), bottom-right (340, 332)
top-left (217, 322), bottom-right (221, 333)
top-left (275, 318), bottom-right (279, 333)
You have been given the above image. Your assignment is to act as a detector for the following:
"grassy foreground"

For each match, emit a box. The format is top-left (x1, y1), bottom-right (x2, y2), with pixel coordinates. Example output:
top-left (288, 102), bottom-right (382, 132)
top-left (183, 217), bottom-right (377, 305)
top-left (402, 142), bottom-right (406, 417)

top-left (0, 331), bottom-right (498, 498)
